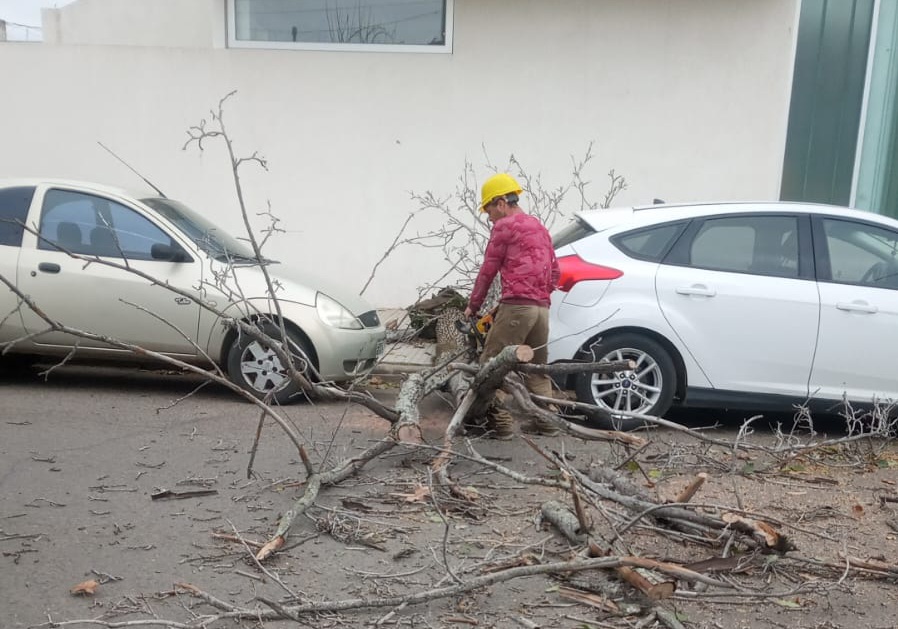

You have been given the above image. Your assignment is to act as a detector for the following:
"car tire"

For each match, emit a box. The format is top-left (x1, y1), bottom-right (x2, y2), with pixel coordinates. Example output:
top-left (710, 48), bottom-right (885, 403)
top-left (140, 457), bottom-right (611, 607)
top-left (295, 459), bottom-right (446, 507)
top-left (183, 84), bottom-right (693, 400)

top-left (0, 354), bottom-right (37, 378)
top-left (226, 322), bottom-right (315, 404)
top-left (574, 333), bottom-right (676, 430)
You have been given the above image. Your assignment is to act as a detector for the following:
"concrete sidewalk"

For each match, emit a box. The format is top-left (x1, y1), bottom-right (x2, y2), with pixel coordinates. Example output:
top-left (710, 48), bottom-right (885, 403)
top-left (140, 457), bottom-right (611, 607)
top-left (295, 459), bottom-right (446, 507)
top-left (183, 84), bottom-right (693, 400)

top-left (373, 308), bottom-right (435, 375)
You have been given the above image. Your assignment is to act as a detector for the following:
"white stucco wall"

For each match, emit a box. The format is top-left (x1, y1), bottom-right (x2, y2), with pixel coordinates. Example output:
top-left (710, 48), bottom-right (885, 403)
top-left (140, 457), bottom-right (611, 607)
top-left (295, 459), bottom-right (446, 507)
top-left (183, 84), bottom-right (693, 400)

top-left (0, 0), bottom-right (799, 307)
top-left (41, 0), bottom-right (225, 48)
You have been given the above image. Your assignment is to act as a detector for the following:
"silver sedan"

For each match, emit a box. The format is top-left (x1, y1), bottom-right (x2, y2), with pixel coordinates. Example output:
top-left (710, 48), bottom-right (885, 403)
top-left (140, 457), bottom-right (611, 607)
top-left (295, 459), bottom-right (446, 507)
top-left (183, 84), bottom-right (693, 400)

top-left (0, 179), bottom-right (385, 403)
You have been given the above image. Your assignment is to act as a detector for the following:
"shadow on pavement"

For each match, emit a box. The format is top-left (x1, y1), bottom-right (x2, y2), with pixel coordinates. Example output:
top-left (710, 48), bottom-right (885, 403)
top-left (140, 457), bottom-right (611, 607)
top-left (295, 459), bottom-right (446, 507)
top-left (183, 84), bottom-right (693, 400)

top-left (1, 362), bottom-right (236, 400)
top-left (663, 406), bottom-right (854, 436)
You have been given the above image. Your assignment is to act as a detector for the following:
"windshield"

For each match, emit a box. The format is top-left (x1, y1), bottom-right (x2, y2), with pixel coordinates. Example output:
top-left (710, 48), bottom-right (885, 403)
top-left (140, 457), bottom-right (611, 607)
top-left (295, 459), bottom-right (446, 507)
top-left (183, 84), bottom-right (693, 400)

top-left (141, 197), bottom-right (259, 262)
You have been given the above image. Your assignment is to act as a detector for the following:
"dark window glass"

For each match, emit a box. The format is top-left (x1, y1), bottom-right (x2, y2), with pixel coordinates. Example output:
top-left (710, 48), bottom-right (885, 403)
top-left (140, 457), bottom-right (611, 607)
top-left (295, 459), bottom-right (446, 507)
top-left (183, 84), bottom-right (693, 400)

top-left (234, 0), bottom-right (447, 46)
top-left (0, 186), bottom-right (35, 247)
top-left (39, 189), bottom-right (174, 260)
top-left (613, 222), bottom-right (685, 262)
top-left (821, 218), bottom-right (898, 288)
top-left (142, 197), bottom-right (255, 261)
top-left (688, 215), bottom-right (799, 278)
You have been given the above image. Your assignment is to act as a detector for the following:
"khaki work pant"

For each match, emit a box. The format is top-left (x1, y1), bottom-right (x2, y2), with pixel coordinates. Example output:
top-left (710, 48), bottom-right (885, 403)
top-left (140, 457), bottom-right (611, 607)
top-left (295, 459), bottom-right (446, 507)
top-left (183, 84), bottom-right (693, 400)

top-left (479, 303), bottom-right (553, 398)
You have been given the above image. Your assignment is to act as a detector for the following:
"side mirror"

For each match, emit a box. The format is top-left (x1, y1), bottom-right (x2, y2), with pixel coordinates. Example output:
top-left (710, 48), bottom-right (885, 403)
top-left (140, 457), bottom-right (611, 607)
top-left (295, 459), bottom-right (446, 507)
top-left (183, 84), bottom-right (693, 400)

top-left (151, 242), bottom-right (191, 262)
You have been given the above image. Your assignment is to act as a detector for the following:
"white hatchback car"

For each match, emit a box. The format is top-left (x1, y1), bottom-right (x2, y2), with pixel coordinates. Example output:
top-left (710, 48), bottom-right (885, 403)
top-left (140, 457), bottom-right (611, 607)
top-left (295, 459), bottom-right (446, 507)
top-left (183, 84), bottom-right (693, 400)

top-left (0, 180), bottom-right (385, 403)
top-left (548, 201), bottom-right (898, 425)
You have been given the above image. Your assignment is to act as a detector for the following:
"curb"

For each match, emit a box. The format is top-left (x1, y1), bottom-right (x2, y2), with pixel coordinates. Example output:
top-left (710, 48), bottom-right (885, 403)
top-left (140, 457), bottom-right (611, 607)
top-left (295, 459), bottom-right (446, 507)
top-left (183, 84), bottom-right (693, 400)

top-left (371, 362), bottom-right (431, 377)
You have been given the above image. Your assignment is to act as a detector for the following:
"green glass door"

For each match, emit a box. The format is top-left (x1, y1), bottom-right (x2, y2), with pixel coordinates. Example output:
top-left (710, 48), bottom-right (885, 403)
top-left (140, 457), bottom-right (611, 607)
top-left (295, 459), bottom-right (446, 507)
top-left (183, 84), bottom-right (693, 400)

top-left (781, 0), bottom-right (875, 206)
top-left (855, 0), bottom-right (898, 218)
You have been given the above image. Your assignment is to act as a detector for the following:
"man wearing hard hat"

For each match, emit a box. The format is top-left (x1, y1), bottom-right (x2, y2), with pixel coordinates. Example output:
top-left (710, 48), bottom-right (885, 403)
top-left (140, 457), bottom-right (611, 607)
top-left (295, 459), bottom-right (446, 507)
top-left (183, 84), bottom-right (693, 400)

top-left (464, 173), bottom-right (560, 438)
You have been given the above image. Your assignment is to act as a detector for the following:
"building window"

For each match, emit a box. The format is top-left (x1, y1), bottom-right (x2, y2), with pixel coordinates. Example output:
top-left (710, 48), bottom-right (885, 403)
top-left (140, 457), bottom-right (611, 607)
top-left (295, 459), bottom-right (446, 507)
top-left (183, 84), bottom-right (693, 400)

top-left (227, 0), bottom-right (452, 53)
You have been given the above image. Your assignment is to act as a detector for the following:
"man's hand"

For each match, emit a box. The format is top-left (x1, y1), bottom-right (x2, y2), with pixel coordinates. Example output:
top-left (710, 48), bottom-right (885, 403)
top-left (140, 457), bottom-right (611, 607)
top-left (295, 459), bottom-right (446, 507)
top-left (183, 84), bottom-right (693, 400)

top-left (463, 306), bottom-right (475, 318)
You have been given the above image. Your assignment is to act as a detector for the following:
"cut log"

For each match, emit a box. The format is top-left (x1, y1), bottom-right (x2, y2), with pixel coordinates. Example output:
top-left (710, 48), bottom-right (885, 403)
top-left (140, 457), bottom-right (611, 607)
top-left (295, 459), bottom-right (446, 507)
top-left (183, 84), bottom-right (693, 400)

top-left (519, 359), bottom-right (636, 376)
top-left (582, 465), bottom-right (795, 553)
top-left (463, 345), bottom-right (534, 422)
top-left (721, 512), bottom-right (795, 552)
top-left (541, 500), bottom-right (588, 544)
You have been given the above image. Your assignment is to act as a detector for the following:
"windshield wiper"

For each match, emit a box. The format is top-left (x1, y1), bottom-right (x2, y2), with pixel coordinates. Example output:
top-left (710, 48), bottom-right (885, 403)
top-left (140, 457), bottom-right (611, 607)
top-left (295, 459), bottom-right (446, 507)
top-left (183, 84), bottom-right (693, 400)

top-left (214, 252), bottom-right (269, 264)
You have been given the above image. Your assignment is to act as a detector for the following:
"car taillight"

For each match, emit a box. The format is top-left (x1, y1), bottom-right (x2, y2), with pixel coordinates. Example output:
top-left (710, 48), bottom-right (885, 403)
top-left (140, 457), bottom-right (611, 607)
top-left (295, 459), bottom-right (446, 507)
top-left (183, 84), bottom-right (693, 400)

top-left (556, 254), bottom-right (623, 292)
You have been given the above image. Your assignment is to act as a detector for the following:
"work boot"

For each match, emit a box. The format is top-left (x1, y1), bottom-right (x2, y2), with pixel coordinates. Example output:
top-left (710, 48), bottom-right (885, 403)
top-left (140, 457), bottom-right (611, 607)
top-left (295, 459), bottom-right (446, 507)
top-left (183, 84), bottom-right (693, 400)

top-left (486, 406), bottom-right (515, 440)
top-left (521, 415), bottom-right (561, 437)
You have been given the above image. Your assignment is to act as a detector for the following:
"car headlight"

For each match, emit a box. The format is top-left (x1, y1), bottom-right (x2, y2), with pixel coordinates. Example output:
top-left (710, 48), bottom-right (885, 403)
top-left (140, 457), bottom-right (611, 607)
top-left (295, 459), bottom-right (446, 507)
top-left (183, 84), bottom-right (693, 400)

top-left (316, 292), bottom-right (363, 330)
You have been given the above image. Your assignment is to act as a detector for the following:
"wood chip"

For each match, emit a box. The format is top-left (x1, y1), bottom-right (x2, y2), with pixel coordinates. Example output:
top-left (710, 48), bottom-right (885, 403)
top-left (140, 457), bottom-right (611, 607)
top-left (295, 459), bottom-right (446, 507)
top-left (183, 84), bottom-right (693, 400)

top-left (69, 579), bottom-right (99, 596)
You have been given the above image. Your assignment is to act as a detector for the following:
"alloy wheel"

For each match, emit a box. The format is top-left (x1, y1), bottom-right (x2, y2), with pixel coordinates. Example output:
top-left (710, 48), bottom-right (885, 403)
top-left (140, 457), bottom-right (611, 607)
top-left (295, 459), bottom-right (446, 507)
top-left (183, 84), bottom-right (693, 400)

top-left (587, 346), bottom-right (664, 415)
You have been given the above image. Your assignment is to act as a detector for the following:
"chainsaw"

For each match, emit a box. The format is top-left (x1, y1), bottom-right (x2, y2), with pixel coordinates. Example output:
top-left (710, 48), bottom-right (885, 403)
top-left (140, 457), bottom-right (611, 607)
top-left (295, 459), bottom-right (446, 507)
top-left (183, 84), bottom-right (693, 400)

top-left (453, 307), bottom-right (497, 358)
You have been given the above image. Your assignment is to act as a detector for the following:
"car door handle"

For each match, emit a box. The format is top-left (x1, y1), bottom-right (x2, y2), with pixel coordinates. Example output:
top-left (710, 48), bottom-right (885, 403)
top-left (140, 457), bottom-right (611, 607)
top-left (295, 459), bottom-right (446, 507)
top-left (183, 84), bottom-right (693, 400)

top-left (38, 262), bottom-right (61, 274)
top-left (836, 301), bottom-right (878, 314)
top-left (675, 285), bottom-right (716, 297)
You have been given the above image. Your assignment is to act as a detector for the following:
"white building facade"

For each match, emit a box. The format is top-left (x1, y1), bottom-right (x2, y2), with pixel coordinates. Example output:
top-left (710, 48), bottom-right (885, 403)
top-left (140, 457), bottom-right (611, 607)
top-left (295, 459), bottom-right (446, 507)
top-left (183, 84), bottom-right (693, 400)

top-left (0, 0), bottom-right (801, 307)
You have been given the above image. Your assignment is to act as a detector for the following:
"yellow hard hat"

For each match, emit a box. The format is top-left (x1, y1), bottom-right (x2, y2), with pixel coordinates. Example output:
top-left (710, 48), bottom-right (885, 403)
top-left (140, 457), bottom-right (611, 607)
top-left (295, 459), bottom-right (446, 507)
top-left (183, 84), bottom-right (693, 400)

top-left (479, 173), bottom-right (523, 212)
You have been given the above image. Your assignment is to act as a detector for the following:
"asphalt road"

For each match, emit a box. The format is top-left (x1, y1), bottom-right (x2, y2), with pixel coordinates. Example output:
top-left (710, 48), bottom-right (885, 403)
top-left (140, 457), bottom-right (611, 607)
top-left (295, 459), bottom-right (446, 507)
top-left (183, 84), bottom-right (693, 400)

top-left (0, 364), bottom-right (402, 628)
top-left (0, 363), bottom-right (868, 628)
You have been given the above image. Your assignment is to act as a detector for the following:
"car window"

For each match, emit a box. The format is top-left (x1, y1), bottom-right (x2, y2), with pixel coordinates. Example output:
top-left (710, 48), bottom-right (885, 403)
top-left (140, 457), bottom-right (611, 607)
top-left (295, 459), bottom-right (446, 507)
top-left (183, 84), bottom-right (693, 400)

top-left (141, 197), bottom-right (257, 261)
top-left (820, 218), bottom-right (898, 288)
top-left (612, 222), bottom-right (685, 262)
top-left (688, 215), bottom-right (799, 278)
top-left (0, 186), bottom-right (35, 247)
top-left (39, 189), bottom-right (175, 260)
top-left (552, 216), bottom-right (596, 249)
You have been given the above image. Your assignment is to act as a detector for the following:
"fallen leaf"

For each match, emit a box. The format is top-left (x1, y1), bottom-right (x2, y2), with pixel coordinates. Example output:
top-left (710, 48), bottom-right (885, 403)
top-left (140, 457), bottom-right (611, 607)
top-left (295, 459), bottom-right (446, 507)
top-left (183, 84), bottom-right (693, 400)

top-left (647, 581), bottom-right (677, 601)
top-left (722, 512), bottom-right (783, 548)
top-left (70, 579), bottom-right (99, 596)
top-left (255, 535), bottom-right (285, 561)
top-left (176, 582), bottom-right (202, 595)
top-left (391, 485), bottom-right (431, 503)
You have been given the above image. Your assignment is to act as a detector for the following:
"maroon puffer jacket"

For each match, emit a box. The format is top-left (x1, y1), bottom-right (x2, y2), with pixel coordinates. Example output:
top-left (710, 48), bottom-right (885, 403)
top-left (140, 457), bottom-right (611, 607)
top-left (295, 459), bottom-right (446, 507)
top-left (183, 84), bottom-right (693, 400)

top-left (468, 211), bottom-right (560, 313)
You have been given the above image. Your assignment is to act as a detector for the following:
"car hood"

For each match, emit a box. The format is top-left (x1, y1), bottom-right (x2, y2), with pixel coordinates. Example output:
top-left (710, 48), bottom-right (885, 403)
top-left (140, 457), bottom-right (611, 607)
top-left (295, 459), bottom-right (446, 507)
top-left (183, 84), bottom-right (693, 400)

top-left (221, 261), bottom-right (376, 315)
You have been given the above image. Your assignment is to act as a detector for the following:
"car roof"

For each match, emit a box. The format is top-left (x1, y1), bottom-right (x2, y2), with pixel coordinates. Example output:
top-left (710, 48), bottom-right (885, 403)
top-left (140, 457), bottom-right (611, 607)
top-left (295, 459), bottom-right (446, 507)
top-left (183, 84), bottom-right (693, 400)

top-left (0, 178), bottom-right (150, 201)
top-left (574, 200), bottom-right (898, 232)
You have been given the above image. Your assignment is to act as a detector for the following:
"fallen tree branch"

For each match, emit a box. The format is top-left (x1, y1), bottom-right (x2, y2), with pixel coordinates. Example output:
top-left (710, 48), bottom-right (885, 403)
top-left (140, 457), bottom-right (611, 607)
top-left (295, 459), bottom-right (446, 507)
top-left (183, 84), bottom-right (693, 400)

top-left (463, 344), bottom-right (534, 422)
top-left (45, 554), bottom-right (735, 627)
top-left (256, 373), bottom-right (427, 560)
top-left (518, 358), bottom-right (635, 376)
top-left (504, 376), bottom-right (646, 445)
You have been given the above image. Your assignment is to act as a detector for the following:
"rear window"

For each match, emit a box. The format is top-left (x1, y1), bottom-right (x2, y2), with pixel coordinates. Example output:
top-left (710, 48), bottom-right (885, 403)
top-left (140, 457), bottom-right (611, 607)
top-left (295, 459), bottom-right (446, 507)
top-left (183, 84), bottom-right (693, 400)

top-left (552, 216), bottom-right (596, 249)
top-left (612, 221), bottom-right (686, 262)
top-left (0, 186), bottom-right (35, 247)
